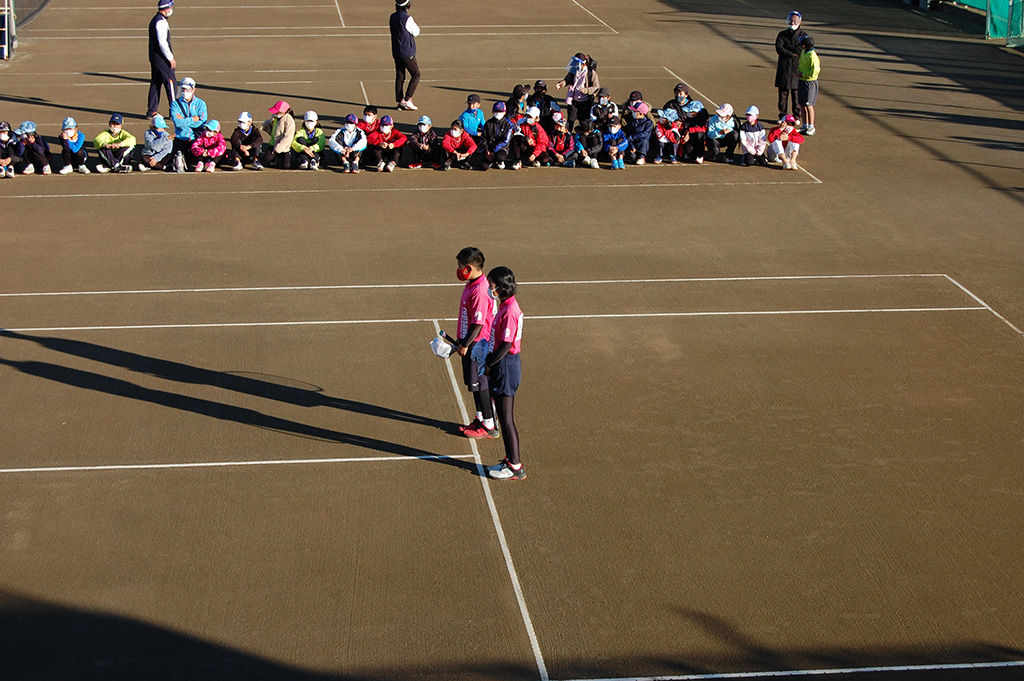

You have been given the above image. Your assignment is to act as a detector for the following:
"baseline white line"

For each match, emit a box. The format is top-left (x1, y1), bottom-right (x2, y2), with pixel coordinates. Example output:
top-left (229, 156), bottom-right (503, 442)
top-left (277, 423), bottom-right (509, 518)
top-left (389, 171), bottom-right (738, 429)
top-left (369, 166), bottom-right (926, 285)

top-left (26, 32), bottom-right (611, 40)
top-left (571, 0), bottom-right (618, 34)
top-left (555, 659), bottom-right (1024, 681)
top-left (0, 454), bottom-right (475, 475)
top-left (1, 308), bottom-right (987, 334)
top-left (334, 0), bottom-right (345, 28)
top-left (50, 4), bottom-right (336, 9)
top-left (0, 178), bottom-right (819, 201)
top-left (431, 320), bottom-right (549, 681)
top-left (943, 274), bottom-right (1024, 339)
top-left (0, 273), bottom-right (951, 298)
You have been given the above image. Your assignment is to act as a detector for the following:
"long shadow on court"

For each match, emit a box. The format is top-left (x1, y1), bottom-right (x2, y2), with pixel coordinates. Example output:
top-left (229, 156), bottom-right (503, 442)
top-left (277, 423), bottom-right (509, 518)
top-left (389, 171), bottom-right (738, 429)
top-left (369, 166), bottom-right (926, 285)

top-left (0, 329), bottom-right (462, 436)
top-left (0, 588), bottom-right (537, 681)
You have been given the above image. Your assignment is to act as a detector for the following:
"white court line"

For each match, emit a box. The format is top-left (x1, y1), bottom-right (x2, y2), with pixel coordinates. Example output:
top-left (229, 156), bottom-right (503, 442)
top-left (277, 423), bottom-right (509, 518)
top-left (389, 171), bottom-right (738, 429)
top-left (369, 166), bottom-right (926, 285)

top-left (0, 454), bottom-right (475, 475)
top-left (333, 0), bottom-right (345, 28)
top-left (572, 0), bottom-right (618, 34)
top-left (663, 66), bottom-right (718, 108)
top-left (26, 32), bottom-right (611, 40)
top-left (50, 4), bottom-right (336, 9)
top-left (360, 80), bottom-right (369, 105)
top-left (431, 321), bottom-right (549, 681)
top-left (1, 309), bottom-right (988, 334)
top-left (944, 274), bottom-right (1024, 339)
top-left (556, 659), bottom-right (1024, 680)
top-left (0, 274), bottom-right (953, 299)
top-left (662, 66), bottom-right (823, 185)
top-left (0, 178), bottom-right (819, 202)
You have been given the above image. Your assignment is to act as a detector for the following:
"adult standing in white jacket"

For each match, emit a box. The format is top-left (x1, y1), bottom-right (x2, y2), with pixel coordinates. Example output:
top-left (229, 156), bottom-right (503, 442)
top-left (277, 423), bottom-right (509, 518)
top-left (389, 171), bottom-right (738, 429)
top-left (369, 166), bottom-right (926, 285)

top-left (390, 0), bottom-right (421, 111)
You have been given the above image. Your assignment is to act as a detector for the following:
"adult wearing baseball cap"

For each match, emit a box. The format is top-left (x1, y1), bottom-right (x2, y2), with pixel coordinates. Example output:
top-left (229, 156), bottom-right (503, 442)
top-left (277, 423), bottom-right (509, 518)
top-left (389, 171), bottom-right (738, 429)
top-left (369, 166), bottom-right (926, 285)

top-left (147, 0), bottom-right (176, 118)
top-left (775, 10), bottom-right (807, 123)
top-left (390, 0), bottom-right (421, 111)
top-left (169, 76), bottom-right (208, 172)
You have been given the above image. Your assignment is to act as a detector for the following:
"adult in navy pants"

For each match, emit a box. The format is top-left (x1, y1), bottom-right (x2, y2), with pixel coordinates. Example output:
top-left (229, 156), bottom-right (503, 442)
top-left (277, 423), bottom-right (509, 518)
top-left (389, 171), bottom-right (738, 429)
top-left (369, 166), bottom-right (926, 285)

top-left (389, 0), bottom-right (421, 111)
top-left (148, 0), bottom-right (177, 118)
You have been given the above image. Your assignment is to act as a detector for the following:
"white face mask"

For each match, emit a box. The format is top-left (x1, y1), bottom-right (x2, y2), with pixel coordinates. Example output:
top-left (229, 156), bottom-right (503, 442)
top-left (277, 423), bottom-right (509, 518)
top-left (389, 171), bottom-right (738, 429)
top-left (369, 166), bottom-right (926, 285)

top-left (305, 121), bottom-right (316, 130)
top-left (110, 126), bottom-right (122, 136)
top-left (526, 118), bottom-right (536, 125)
top-left (206, 129), bottom-right (217, 137)
top-left (417, 124), bottom-right (429, 133)
top-left (789, 22), bottom-right (799, 30)
top-left (599, 97), bottom-right (609, 105)
top-left (364, 115), bottom-right (375, 124)
top-left (239, 122), bottom-right (251, 131)
top-left (609, 126), bottom-right (620, 134)
top-left (166, 8), bottom-right (173, 16)
top-left (746, 115), bottom-right (757, 123)
top-left (494, 112), bottom-right (505, 121)
top-left (0, 133), bottom-right (8, 142)
top-left (182, 91), bottom-right (194, 101)
top-left (380, 125), bottom-right (393, 134)
top-left (451, 128), bottom-right (463, 138)
top-left (345, 123), bottom-right (356, 132)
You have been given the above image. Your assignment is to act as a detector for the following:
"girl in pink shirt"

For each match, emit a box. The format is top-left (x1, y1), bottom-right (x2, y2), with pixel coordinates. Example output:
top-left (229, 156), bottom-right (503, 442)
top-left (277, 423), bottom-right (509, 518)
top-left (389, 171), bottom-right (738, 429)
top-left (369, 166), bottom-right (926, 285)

top-left (484, 266), bottom-right (525, 480)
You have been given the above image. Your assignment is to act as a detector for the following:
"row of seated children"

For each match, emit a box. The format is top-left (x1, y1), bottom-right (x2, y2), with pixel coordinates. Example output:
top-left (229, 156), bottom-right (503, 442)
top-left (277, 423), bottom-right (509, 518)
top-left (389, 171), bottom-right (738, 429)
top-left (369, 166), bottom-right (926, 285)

top-left (0, 86), bottom-right (804, 177)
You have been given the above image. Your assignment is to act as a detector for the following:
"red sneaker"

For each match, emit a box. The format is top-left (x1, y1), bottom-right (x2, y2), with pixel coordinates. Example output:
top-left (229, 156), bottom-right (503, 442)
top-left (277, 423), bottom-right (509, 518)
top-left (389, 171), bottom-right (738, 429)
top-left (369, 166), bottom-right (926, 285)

top-left (464, 424), bottom-right (500, 439)
top-left (458, 419), bottom-right (483, 433)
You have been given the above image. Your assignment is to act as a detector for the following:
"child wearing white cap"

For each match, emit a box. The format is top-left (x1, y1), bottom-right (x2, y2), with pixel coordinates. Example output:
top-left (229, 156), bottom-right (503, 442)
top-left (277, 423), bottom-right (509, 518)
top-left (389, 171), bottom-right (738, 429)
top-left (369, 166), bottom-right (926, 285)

top-left (291, 111), bottom-right (326, 170)
top-left (738, 105), bottom-right (768, 167)
top-left (706, 103), bottom-right (739, 164)
top-left (139, 115), bottom-right (173, 171)
top-left (226, 112), bottom-right (263, 170)
top-left (58, 117), bottom-right (90, 174)
top-left (513, 106), bottom-right (549, 168)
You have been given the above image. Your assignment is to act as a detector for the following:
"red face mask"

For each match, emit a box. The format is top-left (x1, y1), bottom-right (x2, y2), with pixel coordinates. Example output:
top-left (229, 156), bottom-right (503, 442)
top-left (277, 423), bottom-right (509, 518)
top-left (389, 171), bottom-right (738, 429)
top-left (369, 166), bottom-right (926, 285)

top-left (456, 266), bottom-right (472, 281)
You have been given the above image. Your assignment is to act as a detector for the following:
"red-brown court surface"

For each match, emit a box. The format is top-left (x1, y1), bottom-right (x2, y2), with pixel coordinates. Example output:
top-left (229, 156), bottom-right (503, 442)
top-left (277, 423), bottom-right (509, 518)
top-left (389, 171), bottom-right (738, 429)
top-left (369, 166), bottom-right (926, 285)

top-left (1, 0), bottom-right (1023, 680)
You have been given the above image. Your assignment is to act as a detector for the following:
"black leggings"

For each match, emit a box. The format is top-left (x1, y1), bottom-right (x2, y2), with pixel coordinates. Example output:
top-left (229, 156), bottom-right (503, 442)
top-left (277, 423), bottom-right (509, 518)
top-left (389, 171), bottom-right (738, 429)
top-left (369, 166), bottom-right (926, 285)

top-left (494, 394), bottom-right (520, 465)
top-left (472, 390), bottom-right (494, 422)
top-left (395, 56), bottom-right (421, 102)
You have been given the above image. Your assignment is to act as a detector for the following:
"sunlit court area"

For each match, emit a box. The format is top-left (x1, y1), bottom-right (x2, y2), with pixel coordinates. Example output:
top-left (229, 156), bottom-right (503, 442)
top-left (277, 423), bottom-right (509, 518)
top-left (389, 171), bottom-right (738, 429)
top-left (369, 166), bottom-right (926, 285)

top-left (2, 0), bottom-right (1024, 680)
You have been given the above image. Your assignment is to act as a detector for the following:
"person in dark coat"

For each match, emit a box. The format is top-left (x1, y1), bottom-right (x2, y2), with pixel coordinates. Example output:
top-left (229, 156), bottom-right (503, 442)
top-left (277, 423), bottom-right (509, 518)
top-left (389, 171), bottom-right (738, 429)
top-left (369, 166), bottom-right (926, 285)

top-left (775, 10), bottom-right (808, 123)
top-left (390, 0), bottom-right (421, 111)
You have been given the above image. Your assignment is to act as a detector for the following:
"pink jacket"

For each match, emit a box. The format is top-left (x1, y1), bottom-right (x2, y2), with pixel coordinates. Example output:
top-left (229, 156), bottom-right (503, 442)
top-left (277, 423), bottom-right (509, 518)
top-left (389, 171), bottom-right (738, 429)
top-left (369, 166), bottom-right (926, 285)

top-left (191, 132), bottom-right (227, 158)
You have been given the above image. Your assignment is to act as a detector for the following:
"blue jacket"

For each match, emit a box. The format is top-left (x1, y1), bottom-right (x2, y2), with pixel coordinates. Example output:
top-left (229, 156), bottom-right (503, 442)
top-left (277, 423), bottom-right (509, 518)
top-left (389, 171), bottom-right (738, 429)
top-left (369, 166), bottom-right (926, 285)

top-left (60, 132), bottom-right (86, 154)
top-left (625, 116), bottom-right (654, 146)
top-left (170, 96), bottom-right (209, 140)
top-left (603, 128), bottom-right (629, 152)
top-left (143, 128), bottom-right (174, 158)
top-left (459, 109), bottom-right (487, 137)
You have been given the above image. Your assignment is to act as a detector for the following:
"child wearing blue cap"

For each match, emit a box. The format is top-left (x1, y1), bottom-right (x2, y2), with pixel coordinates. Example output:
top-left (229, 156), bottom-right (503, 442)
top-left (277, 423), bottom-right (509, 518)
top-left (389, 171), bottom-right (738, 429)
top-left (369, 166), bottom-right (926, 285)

top-left (16, 122), bottom-right (53, 175)
top-left (408, 115), bottom-right (438, 169)
top-left (93, 114), bottom-right (137, 173)
top-left (58, 117), bottom-right (90, 174)
top-left (328, 114), bottom-right (368, 173)
top-left (139, 115), bottom-right (173, 171)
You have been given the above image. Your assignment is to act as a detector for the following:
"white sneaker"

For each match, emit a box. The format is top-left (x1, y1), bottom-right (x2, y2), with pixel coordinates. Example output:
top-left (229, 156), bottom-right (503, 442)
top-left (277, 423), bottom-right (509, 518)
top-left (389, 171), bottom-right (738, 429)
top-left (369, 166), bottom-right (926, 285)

top-left (77, 165), bottom-right (91, 175)
top-left (512, 161), bottom-right (521, 170)
top-left (96, 165), bottom-right (111, 173)
top-left (206, 161), bottom-right (216, 172)
top-left (23, 164), bottom-right (35, 175)
top-left (137, 163), bottom-right (150, 172)
top-left (497, 161), bottom-right (505, 170)
top-left (232, 160), bottom-right (243, 171)
top-left (299, 159), bottom-right (309, 170)
top-left (590, 157), bottom-right (599, 169)
top-left (385, 161), bottom-right (396, 172)
top-left (636, 157), bottom-right (645, 165)
top-left (487, 460), bottom-right (527, 480)
top-left (59, 165), bottom-right (74, 175)
top-left (42, 165), bottom-right (53, 175)
top-left (789, 161), bottom-right (799, 171)
top-left (532, 160), bottom-right (541, 167)
top-left (310, 159), bottom-right (319, 171)
top-left (400, 99), bottom-right (418, 111)
top-left (2, 166), bottom-right (12, 178)
top-left (377, 161), bottom-right (386, 172)
top-left (805, 125), bottom-right (816, 136)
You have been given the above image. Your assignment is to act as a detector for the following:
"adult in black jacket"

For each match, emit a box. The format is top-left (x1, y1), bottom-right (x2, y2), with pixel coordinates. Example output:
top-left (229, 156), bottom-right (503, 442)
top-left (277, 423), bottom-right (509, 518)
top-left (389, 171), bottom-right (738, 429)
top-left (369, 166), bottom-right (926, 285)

top-left (775, 11), bottom-right (808, 122)
top-left (390, 0), bottom-right (421, 111)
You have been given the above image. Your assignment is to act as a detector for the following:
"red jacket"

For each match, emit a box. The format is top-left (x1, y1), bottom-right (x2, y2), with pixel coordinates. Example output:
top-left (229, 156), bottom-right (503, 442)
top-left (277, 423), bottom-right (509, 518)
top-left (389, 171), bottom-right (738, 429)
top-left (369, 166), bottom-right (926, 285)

top-left (442, 132), bottom-right (477, 155)
top-left (767, 126), bottom-right (804, 145)
top-left (358, 119), bottom-right (380, 136)
top-left (519, 122), bottom-right (548, 154)
top-left (548, 130), bottom-right (574, 154)
top-left (368, 128), bottom-right (408, 148)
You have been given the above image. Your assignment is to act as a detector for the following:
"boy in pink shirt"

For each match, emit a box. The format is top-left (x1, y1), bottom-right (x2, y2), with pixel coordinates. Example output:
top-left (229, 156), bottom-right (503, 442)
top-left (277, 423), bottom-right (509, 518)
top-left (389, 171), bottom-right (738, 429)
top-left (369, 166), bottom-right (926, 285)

top-left (484, 266), bottom-right (525, 480)
top-left (453, 247), bottom-right (498, 438)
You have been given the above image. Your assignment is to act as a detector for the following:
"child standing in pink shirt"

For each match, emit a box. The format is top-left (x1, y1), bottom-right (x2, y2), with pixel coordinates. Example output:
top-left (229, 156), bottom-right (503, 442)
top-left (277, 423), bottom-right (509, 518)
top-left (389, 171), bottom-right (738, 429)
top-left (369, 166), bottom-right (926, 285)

top-left (453, 247), bottom-right (498, 439)
top-left (484, 266), bottom-right (525, 480)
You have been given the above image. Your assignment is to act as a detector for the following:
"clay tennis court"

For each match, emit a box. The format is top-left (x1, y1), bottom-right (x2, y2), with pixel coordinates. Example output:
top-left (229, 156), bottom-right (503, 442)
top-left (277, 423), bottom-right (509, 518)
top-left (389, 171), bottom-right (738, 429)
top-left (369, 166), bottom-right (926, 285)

top-left (2, 0), bottom-right (1024, 679)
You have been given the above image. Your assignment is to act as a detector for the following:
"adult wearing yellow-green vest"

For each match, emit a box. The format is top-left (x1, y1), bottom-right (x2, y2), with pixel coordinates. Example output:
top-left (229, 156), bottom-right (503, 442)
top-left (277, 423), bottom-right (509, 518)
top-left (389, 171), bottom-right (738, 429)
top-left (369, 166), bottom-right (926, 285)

top-left (798, 34), bottom-right (820, 136)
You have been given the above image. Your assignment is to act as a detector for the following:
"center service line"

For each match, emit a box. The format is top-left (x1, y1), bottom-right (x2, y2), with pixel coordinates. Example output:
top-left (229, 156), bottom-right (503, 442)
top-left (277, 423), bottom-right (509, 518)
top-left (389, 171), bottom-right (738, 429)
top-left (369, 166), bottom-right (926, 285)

top-left (431, 320), bottom-right (550, 681)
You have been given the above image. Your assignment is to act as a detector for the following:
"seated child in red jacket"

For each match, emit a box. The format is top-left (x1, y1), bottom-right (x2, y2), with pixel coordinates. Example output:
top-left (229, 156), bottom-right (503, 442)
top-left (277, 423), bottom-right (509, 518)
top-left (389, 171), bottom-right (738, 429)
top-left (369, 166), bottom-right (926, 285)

top-left (367, 115), bottom-right (407, 172)
top-left (441, 120), bottom-right (477, 170)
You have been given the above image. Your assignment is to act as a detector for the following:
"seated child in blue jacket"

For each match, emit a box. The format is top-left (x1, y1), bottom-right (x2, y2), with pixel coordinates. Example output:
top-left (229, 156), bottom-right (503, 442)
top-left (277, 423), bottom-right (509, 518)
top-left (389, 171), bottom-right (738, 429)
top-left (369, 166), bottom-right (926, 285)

top-left (58, 117), bottom-right (90, 174)
top-left (603, 117), bottom-right (630, 170)
top-left (624, 101), bottom-right (654, 165)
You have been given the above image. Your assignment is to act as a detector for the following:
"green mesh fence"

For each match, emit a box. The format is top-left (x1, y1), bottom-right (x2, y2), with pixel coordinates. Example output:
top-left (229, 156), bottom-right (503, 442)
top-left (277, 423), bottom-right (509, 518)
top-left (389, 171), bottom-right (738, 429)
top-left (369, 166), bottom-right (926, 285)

top-left (1010, 0), bottom-right (1024, 46)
